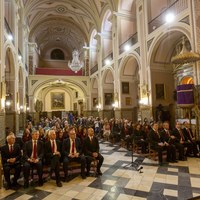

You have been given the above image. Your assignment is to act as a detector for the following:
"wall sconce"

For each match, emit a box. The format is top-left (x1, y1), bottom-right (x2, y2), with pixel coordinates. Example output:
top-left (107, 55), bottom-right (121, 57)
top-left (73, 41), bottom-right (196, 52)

top-left (26, 107), bottom-right (30, 111)
top-left (112, 101), bottom-right (118, 109)
top-left (139, 97), bottom-right (148, 105)
top-left (5, 100), bottom-right (11, 107)
top-left (96, 104), bottom-right (102, 111)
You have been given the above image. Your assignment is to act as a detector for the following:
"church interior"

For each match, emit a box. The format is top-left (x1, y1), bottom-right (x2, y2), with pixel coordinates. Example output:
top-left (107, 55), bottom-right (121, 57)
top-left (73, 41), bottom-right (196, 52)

top-left (0, 0), bottom-right (200, 199)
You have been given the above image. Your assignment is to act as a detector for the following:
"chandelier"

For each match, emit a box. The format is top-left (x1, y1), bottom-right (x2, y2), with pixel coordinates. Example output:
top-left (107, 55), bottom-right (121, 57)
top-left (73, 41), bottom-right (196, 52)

top-left (68, 50), bottom-right (84, 73)
top-left (171, 37), bottom-right (200, 64)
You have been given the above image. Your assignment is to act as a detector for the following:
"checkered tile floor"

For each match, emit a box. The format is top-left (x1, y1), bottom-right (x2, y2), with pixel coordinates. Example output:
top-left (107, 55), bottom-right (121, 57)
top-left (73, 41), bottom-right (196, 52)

top-left (1, 140), bottom-right (200, 200)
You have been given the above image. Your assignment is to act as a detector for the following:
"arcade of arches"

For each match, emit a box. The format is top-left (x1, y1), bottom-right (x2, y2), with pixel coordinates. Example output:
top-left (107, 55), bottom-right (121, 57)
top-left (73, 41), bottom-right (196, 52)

top-left (0, 0), bottom-right (200, 143)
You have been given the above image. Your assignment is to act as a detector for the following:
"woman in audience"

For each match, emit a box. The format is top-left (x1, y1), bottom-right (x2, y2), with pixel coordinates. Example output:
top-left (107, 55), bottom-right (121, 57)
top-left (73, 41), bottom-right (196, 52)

top-left (22, 125), bottom-right (32, 143)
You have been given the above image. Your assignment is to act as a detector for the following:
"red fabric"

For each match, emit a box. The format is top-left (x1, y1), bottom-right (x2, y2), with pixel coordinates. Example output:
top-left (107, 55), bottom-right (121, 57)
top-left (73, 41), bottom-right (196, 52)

top-left (33, 141), bottom-right (37, 159)
top-left (35, 68), bottom-right (83, 76)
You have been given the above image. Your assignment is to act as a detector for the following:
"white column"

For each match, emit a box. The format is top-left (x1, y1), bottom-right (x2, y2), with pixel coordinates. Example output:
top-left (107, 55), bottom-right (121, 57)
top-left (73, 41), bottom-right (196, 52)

top-left (0, 0), bottom-right (4, 112)
top-left (112, 14), bottom-right (120, 109)
top-left (95, 34), bottom-right (103, 110)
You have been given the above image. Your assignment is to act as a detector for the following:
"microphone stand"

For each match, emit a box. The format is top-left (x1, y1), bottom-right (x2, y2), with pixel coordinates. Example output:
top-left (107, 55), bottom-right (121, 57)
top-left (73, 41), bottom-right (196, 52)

top-left (123, 142), bottom-right (143, 173)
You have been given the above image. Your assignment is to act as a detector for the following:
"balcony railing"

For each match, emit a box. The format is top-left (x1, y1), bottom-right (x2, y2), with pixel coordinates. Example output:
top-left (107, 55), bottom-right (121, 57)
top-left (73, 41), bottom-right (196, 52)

top-left (119, 32), bottom-right (138, 54)
top-left (4, 17), bottom-right (14, 45)
top-left (35, 67), bottom-right (83, 76)
top-left (90, 64), bottom-right (98, 75)
top-left (148, 0), bottom-right (188, 34)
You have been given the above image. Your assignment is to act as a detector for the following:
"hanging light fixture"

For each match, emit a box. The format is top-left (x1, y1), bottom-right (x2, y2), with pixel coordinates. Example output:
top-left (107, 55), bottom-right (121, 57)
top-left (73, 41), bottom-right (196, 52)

top-left (171, 37), bottom-right (200, 64)
top-left (68, 50), bottom-right (84, 73)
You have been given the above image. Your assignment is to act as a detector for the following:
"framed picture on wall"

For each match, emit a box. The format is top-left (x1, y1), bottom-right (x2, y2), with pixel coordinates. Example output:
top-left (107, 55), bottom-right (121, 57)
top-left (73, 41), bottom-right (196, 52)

top-left (125, 97), bottom-right (132, 106)
top-left (105, 93), bottom-right (113, 105)
top-left (51, 92), bottom-right (65, 109)
top-left (122, 82), bottom-right (129, 94)
top-left (155, 84), bottom-right (165, 99)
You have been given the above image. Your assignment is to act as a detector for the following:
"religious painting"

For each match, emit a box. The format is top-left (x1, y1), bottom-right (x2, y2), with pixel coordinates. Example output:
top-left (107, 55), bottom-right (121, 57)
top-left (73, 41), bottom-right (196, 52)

top-left (141, 84), bottom-right (148, 98)
top-left (155, 84), bottom-right (165, 100)
top-left (93, 98), bottom-right (98, 107)
top-left (51, 92), bottom-right (65, 109)
top-left (122, 82), bottom-right (129, 94)
top-left (125, 97), bottom-right (132, 106)
top-left (105, 93), bottom-right (113, 105)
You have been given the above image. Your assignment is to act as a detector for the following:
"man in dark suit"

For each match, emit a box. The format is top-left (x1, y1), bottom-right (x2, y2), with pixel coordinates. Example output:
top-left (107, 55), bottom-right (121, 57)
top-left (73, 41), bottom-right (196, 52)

top-left (62, 127), bottom-right (86, 180)
top-left (171, 121), bottom-right (187, 161)
top-left (45, 130), bottom-right (62, 187)
top-left (148, 122), bottom-right (172, 166)
top-left (84, 127), bottom-right (104, 176)
top-left (159, 121), bottom-right (177, 162)
top-left (23, 130), bottom-right (44, 188)
top-left (1, 134), bottom-right (21, 190)
top-left (182, 121), bottom-right (199, 157)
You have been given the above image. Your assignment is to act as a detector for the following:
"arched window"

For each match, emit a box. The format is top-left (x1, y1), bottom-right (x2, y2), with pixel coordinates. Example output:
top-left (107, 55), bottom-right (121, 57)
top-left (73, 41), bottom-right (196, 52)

top-left (51, 49), bottom-right (65, 60)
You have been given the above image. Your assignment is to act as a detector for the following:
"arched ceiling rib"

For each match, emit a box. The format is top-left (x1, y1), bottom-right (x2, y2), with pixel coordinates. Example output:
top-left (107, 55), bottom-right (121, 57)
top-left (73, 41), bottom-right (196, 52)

top-left (23, 0), bottom-right (117, 56)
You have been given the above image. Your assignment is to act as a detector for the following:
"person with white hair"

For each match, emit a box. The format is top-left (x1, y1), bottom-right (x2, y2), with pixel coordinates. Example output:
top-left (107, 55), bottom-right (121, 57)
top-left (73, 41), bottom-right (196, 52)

top-left (45, 130), bottom-right (62, 187)
top-left (1, 134), bottom-right (21, 190)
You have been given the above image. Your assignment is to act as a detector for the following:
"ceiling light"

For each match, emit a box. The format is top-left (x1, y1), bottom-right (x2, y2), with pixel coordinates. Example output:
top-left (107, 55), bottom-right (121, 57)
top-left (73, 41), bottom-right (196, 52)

top-left (8, 34), bottom-right (13, 41)
top-left (165, 13), bottom-right (175, 23)
top-left (105, 59), bottom-right (111, 65)
top-left (124, 44), bottom-right (130, 52)
top-left (68, 50), bottom-right (84, 73)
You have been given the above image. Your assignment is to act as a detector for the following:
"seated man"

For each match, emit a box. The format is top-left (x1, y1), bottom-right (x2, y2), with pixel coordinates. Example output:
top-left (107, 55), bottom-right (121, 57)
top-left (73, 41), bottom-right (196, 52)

top-left (182, 121), bottom-right (199, 157)
top-left (84, 127), bottom-right (104, 176)
top-left (171, 121), bottom-right (186, 161)
top-left (148, 122), bottom-right (173, 166)
top-left (62, 127), bottom-right (86, 181)
top-left (23, 130), bottom-right (44, 188)
top-left (133, 124), bottom-right (148, 154)
top-left (1, 134), bottom-right (21, 189)
top-left (159, 121), bottom-right (177, 162)
top-left (45, 130), bottom-right (62, 187)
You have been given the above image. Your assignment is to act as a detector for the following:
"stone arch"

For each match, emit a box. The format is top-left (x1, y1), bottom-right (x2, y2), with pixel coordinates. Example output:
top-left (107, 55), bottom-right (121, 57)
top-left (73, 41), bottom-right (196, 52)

top-left (101, 69), bottom-right (114, 113)
top-left (100, 9), bottom-right (113, 59)
top-left (18, 66), bottom-right (24, 111)
top-left (148, 28), bottom-right (191, 123)
top-left (118, 55), bottom-right (140, 121)
top-left (91, 77), bottom-right (99, 109)
top-left (89, 29), bottom-right (98, 68)
top-left (4, 47), bottom-right (16, 111)
top-left (30, 78), bottom-right (89, 115)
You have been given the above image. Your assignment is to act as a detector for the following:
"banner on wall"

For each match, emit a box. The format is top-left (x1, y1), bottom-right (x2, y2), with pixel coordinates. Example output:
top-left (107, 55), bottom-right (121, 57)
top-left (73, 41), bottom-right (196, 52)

top-left (176, 84), bottom-right (194, 107)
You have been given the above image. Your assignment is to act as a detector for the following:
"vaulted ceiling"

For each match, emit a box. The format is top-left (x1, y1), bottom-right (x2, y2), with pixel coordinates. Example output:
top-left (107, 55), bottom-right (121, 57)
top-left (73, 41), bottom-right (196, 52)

top-left (23, 0), bottom-right (118, 56)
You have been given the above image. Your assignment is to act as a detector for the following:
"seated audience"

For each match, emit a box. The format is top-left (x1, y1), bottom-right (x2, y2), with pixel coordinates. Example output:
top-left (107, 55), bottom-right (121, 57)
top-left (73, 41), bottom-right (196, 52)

top-left (133, 124), bottom-right (148, 154)
top-left (62, 127), bottom-right (86, 181)
top-left (84, 127), bottom-right (104, 176)
top-left (148, 122), bottom-right (174, 166)
top-left (1, 134), bottom-right (21, 189)
top-left (45, 130), bottom-right (62, 187)
top-left (23, 130), bottom-right (44, 188)
top-left (160, 121), bottom-right (177, 162)
top-left (171, 121), bottom-right (186, 161)
top-left (182, 121), bottom-right (199, 157)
